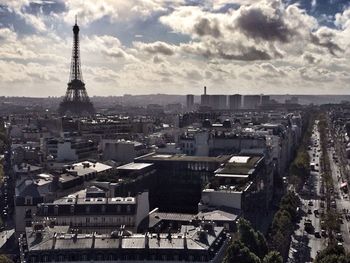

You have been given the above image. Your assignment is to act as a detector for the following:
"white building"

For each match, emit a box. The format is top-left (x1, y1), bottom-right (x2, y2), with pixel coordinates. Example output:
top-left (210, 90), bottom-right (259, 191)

top-left (101, 139), bottom-right (148, 162)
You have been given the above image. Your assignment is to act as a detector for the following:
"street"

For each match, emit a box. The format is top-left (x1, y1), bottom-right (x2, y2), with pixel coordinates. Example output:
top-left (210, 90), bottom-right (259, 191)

top-left (288, 121), bottom-right (326, 263)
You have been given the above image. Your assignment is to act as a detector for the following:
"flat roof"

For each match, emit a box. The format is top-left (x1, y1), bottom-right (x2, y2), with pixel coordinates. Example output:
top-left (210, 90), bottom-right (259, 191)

top-left (117, 162), bottom-right (153, 171)
top-left (136, 153), bottom-right (231, 163)
top-left (70, 161), bottom-right (112, 173)
top-left (228, 156), bottom-right (250, 163)
top-left (215, 173), bottom-right (249, 178)
top-left (215, 155), bottom-right (263, 175)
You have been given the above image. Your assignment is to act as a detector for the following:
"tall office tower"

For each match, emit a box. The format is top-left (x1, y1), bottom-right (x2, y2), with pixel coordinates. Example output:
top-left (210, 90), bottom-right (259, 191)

top-left (58, 18), bottom-right (95, 116)
top-left (229, 94), bottom-right (242, 110)
top-left (209, 95), bottom-right (227, 110)
top-left (186, 94), bottom-right (194, 110)
top-left (243, 95), bottom-right (261, 109)
top-left (261, 95), bottom-right (270, 105)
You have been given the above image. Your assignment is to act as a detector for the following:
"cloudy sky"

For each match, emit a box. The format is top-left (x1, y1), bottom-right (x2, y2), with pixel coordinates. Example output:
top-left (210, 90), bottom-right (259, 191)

top-left (0, 0), bottom-right (350, 97)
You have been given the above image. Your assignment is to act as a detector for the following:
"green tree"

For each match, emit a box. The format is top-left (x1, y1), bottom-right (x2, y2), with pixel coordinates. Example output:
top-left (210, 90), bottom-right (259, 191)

top-left (314, 244), bottom-right (348, 263)
top-left (224, 240), bottom-right (261, 263)
top-left (0, 255), bottom-right (13, 263)
top-left (238, 219), bottom-right (268, 259)
top-left (262, 251), bottom-right (283, 263)
top-left (270, 230), bottom-right (287, 257)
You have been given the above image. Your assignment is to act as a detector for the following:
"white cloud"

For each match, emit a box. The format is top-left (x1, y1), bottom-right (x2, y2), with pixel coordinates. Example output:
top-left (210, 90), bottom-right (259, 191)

top-left (63, 0), bottom-right (185, 25)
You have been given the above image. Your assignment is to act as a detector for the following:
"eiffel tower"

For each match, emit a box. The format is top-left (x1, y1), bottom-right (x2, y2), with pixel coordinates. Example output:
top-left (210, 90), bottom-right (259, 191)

top-left (58, 17), bottom-right (95, 116)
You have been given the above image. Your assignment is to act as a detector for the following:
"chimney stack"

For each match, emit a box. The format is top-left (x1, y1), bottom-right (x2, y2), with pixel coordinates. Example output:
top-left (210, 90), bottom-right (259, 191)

top-left (52, 232), bottom-right (57, 249)
top-left (145, 232), bottom-right (149, 249)
top-left (92, 232), bottom-right (96, 248)
top-left (204, 86), bottom-right (207, 95)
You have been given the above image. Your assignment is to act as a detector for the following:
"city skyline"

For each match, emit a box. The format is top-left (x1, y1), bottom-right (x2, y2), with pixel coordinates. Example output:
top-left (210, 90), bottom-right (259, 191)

top-left (0, 0), bottom-right (350, 97)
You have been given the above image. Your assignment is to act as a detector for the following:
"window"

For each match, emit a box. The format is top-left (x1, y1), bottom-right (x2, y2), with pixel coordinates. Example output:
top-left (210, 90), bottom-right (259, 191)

top-left (54, 205), bottom-right (59, 215)
top-left (25, 197), bottom-right (32, 205)
top-left (86, 217), bottom-right (90, 224)
top-left (44, 205), bottom-right (48, 215)
top-left (117, 205), bottom-right (121, 212)
top-left (126, 205), bottom-right (131, 213)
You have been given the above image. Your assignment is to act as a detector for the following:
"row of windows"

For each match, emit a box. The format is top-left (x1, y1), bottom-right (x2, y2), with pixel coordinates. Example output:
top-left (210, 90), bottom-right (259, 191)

top-left (55, 216), bottom-right (133, 226)
top-left (43, 204), bottom-right (132, 215)
top-left (30, 253), bottom-right (209, 262)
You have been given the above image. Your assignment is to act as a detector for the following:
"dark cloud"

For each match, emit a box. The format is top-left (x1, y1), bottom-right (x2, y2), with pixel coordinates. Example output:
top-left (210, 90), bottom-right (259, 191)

top-left (153, 55), bottom-right (164, 64)
top-left (193, 17), bottom-right (221, 38)
top-left (217, 45), bottom-right (272, 61)
top-left (310, 29), bottom-right (343, 56)
top-left (235, 7), bottom-right (294, 43)
top-left (302, 53), bottom-right (319, 64)
top-left (180, 40), bottom-right (280, 61)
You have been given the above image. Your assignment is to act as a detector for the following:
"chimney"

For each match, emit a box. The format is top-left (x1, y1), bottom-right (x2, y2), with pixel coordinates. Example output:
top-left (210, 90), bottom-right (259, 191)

top-left (145, 232), bottom-right (149, 249)
top-left (167, 227), bottom-right (172, 241)
top-left (52, 232), bottom-right (57, 249)
top-left (73, 230), bottom-right (78, 243)
top-left (118, 234), bottom-right (123, 249)
top-left (92, 232), bottom-right (96, 248)
top-left (204, 86), bottom-right (207, 95)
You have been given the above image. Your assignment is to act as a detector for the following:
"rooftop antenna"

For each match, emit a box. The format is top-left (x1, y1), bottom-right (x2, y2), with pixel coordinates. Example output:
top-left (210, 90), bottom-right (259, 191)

top-left (75, 15), bottom-right (77, 25)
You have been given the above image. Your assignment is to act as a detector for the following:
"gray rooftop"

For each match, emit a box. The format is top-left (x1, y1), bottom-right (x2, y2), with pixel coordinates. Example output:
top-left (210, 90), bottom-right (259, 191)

top-left (25, 224), bottom-right (225, 252)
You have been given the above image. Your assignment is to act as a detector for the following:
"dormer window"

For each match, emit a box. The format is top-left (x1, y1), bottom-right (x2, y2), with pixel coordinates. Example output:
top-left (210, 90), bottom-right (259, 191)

top-left (54, 205), bottom-right (59, 215)
top-left (44, 205), bottom-right (48, 215)
top-left (25, 196), bottom-right (32, 205)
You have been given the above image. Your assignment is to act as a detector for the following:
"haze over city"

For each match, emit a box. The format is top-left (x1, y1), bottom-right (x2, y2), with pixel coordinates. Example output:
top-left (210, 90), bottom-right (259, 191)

top-left (1, 0), bottom-right (350, 96)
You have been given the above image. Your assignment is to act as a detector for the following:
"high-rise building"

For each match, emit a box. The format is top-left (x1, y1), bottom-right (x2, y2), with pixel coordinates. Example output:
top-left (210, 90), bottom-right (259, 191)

top-left (261, 95), bottom-right (270, 105)
top-left (244, 95), bottom-right (261, 109)
top-left (58, 18), bottom-right (95, 116)
top-left (209, 95), bottom-right (227, 110)
top-left (186, 94), bottom-right (194, 110)
top-left (229, 94), bottom-right (242, 110)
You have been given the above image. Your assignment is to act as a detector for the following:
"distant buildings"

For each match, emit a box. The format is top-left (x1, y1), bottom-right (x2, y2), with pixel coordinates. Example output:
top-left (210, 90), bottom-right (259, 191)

top-left (44, 137), bottom-right (97, 162)
top-left (261, 95), bottom-right (270, 106)
top-left (101, 139), bottom-right (148, 162)
top-left (229, 94), bottom-right (242, 110)
top-left (243, 95), bottom-right (261, 109)
top-left (186, 94), bottom-right (194, 111)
